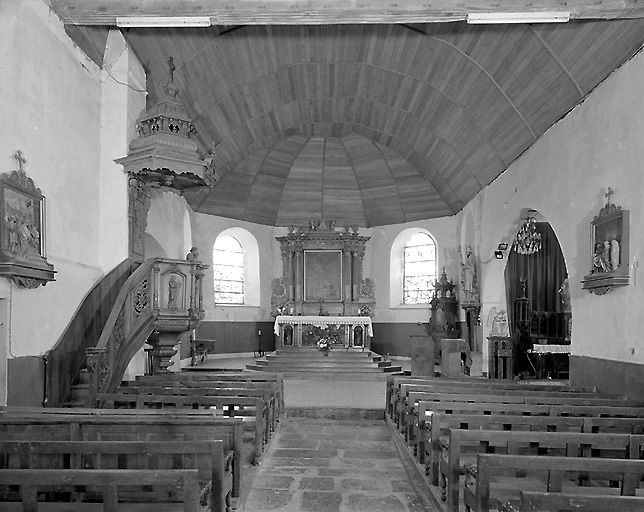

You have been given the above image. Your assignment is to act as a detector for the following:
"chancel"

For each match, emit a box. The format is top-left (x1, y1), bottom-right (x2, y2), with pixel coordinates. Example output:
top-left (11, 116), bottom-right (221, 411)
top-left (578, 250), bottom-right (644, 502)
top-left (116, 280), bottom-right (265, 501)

top-left (2, 1), bottom-right (644, 511)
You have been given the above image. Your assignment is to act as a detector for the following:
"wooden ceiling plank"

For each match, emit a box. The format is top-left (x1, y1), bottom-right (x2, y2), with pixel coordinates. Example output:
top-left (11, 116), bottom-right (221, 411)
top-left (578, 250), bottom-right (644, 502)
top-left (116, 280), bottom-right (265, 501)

top-left (50, 1), bottom-right (644, 25)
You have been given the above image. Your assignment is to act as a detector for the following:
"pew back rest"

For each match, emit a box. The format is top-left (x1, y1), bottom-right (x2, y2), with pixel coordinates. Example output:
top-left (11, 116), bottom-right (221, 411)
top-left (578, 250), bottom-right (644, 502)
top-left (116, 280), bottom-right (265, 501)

top-left (519, 491), bottom-right (644, 512)
top-left (475, 454), bottom-right (644, 512)
top-left (0, 468), bottom-right (200, 511)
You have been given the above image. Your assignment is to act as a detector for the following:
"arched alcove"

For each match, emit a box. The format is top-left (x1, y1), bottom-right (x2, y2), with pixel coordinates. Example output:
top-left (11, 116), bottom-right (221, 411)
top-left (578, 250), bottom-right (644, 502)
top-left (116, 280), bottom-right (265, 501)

top-left (504, 214), bottom-right (570, 379)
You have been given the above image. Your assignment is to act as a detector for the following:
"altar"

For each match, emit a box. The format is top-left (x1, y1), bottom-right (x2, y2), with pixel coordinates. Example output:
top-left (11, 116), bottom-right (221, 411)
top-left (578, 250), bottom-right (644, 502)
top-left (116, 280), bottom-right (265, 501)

top-left (274, 315), bottom-right (373, 349)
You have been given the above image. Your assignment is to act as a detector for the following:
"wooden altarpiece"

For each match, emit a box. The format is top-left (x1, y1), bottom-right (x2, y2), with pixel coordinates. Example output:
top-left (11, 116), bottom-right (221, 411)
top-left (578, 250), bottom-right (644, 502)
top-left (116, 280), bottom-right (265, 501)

top-left (273, 221), bottom-right (375, 318)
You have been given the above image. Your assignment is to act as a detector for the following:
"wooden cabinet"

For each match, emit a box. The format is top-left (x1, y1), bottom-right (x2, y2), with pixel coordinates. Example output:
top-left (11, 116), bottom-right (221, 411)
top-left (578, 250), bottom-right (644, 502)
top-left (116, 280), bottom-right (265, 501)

top-left (581, 191), bottom-right (629, 295)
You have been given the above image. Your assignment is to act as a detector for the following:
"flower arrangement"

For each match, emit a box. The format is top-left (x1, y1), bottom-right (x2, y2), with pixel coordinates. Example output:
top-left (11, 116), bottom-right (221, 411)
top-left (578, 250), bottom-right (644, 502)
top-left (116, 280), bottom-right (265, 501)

top-left (317, 338), bottom-right (332, 355)
top-left (357, 304), bottom-right (371, 316)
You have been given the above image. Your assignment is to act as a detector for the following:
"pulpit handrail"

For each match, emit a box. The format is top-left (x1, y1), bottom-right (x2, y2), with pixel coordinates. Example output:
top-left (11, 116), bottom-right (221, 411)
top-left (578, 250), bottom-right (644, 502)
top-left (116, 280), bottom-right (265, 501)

top-left (94, 257), bottom-right (161, 351)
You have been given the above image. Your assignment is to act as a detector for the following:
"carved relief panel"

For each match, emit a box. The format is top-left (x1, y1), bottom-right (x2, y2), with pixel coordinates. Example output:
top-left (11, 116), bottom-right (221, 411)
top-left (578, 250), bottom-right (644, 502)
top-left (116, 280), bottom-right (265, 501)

top-left (0, 151), bottom-right (55, 287)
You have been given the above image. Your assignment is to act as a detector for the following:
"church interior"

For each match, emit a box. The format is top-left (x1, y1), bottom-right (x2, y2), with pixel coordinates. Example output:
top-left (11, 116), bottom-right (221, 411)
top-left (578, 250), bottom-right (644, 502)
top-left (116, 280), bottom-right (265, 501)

top-left (1, 1), bottom-right (644, 511)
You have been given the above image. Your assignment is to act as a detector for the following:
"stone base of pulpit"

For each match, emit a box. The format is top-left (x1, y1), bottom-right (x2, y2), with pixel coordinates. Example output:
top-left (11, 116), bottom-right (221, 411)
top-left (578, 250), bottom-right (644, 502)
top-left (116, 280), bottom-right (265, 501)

top-left (440, 338), bottom-right (470, 377)
top-left (409, 336), bottom-right (435, 376)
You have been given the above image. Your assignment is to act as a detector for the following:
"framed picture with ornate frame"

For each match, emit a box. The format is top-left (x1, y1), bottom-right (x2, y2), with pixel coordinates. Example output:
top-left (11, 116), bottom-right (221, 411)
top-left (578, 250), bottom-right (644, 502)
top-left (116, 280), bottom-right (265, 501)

top-left (0, 151), bottom-right (55, 288)
top-left (581, 187), bottom-right (629, 295)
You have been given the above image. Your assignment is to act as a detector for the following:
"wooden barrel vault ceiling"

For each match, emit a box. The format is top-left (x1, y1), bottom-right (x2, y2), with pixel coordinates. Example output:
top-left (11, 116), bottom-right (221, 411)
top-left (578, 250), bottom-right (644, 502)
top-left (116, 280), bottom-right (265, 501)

top-left (51, 3), bottom-right (644, 227)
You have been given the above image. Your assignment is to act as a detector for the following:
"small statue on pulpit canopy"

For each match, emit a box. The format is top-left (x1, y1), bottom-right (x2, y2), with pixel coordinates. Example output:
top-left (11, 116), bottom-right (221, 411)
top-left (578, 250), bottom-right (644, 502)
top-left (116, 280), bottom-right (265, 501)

top-left (186, 247), bottom-right (200, 261)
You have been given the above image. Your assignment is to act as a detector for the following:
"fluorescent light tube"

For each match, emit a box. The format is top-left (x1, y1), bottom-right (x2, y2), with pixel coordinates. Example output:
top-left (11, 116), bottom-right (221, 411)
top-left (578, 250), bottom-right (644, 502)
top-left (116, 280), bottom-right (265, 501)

top-left (467, 12), bottom-right (570, 24)
top-left (116, 16), bottom-right (211, 28)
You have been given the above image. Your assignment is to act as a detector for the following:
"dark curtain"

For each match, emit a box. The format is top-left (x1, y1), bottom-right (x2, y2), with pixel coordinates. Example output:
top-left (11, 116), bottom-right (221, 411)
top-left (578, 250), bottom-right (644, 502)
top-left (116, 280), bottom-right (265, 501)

top-left (504, 222), bottom-right (567, 337)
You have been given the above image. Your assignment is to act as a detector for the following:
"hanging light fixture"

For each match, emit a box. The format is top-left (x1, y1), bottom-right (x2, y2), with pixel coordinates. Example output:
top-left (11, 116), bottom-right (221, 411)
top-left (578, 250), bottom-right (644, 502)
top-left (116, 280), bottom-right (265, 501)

top-left (513, 213), bottom-right (542, 255)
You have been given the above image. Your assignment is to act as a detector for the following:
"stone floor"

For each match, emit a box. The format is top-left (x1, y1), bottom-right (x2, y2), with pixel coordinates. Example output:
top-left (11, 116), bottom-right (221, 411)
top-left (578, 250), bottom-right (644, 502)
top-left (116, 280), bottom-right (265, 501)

top-left (242, 417), bottom-right (435, 512)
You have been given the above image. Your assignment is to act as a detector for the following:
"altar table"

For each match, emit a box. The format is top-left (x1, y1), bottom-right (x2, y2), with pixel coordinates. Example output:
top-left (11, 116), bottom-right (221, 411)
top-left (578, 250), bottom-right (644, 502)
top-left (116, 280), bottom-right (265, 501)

top-left (274, 315), bottom-right (373, 349)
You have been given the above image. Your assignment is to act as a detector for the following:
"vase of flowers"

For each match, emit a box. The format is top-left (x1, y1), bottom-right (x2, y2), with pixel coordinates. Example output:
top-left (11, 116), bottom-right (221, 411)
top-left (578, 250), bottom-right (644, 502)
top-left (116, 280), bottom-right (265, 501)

top-left (317, 338), bottom-right (332, 356)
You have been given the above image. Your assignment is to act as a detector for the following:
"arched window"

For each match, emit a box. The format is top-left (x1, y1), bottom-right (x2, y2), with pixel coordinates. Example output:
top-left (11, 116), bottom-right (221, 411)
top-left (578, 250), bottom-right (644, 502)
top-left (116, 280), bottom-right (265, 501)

top-left (213, 235), bottom-right (245, 304)
top-left (402, 232), bottom-right (437, 304)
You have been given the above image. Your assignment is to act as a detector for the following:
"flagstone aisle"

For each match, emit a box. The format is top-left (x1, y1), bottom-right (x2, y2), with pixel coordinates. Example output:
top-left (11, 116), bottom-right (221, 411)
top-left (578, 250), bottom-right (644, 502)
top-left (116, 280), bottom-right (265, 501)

top-left (242, 417), bottom-right (434, 512)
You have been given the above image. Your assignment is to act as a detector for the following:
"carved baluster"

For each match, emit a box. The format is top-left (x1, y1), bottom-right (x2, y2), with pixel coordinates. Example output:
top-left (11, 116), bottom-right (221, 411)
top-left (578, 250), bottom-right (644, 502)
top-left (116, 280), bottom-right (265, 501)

top-left (152, 262), bottom-right (161, 314)
top-left (85, 347), bottom-right (108, 407)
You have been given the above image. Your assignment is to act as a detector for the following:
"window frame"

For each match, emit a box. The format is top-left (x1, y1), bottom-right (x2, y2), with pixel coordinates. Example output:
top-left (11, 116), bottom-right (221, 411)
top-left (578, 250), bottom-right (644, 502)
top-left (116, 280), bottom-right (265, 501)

top-left (401, 231), bottom-right (438, 305)
top-left (213, 234), bottom-right (245, 305)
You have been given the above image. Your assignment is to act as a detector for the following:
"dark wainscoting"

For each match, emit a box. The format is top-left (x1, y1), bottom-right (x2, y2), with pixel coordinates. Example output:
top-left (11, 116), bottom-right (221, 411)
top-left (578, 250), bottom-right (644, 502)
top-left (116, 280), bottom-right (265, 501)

top-left (371, 323), bottom-right (431, 357)
top-left (188, 321), bottom-right (276, 357)
top-left (8, 356), bottom-right (45, 407)
top-left (570, 355), bottom-right (644, 400)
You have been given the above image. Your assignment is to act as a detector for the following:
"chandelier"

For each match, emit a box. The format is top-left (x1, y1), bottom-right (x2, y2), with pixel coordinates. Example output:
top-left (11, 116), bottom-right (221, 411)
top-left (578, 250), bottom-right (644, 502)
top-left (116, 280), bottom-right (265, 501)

top-left (513, 215), bottom-right (542, 255)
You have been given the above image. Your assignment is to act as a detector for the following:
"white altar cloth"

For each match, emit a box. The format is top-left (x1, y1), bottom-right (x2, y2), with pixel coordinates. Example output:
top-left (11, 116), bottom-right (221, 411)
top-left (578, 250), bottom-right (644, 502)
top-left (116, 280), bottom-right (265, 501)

top-left (274, 315), bottom-right (373, 337)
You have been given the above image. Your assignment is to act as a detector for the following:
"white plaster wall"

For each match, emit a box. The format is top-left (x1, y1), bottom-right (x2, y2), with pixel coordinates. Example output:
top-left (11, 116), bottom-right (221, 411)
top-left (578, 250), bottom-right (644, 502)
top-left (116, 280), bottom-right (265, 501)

top-left (99, 29), bottom-right (146, 271)
top-left (470, 47), bottom-right (644, 366)
top-left (0, 1), bottom-right (106, 356)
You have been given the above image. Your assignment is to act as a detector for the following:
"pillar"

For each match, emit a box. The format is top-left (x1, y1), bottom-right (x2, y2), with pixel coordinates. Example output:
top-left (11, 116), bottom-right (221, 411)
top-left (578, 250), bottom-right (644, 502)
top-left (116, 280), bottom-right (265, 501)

top-left (288, 250), bottom-right (295, 301)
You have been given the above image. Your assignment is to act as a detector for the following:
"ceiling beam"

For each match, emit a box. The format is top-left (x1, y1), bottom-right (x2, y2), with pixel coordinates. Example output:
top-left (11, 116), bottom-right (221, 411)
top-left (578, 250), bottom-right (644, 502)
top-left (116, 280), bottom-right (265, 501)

top-left (48, 1), bottom-right (644, 26)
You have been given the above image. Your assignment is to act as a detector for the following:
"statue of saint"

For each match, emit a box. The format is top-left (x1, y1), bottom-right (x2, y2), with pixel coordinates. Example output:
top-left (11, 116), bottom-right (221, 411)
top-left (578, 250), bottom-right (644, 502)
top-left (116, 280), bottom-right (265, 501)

top-left (168, 275), bottom-right (181, 310)
top-left (460, 246), bottom-right (478, 302)
top-left (558, 276), bottom-right (571, 311)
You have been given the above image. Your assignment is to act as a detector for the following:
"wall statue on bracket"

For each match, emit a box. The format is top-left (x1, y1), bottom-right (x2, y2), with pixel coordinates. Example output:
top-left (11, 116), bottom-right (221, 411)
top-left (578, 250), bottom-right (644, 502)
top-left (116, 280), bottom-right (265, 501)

top-left (0, 150), bottom-right (55, 288)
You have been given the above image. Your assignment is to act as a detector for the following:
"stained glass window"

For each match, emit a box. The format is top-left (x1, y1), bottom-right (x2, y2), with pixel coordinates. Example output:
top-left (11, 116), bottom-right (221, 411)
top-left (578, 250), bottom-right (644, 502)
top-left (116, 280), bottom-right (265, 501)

top-left (213, 235), bottom-right (244, 304)
top-left (403, 232), bottom-right (437, 304)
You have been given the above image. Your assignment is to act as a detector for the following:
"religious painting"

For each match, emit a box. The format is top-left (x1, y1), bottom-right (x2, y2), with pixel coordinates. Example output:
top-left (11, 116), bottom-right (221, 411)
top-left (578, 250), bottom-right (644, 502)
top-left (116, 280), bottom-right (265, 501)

top-left (304, 250), bottom-right (342, 302)
top-left (2, 185), bottom-right (42, 259)
top-left (0, 150), bottom-right (55, 288)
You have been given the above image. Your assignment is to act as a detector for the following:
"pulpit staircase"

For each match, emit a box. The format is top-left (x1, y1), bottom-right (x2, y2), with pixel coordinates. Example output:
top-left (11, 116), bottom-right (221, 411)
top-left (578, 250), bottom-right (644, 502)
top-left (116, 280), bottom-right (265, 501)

top-left (46, 256), bottom-right (207, 408)
top-left (246, 348), bottom-right (403, 379)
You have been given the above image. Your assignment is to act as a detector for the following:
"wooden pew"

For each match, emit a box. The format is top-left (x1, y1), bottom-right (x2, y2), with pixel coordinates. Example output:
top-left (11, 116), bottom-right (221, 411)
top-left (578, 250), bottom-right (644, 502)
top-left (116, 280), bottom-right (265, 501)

top-left (116, 384), bottom-right (277, 433)
top-left (443, 429), bottom-right (634, 512)
top-left (420, 412), bottom-right (644, 487)
top-left (420, 413), bottom-right (586, 485)
top-left (0, 411), bottom-right (244, 507)
top-left (550, 404), bottom-right (644, 418)
top-left (387, 375), bottom-right (600, 419)
top-left (0, 468), bottom-right (200, 511)
top-left (518, 491), bottom-right (644, 512)
top-left (97, 393), bottom-right (267, 462)
top-left (136, 372), bottom-right (285, 418)
top-left (469, 455), bottom-right (644, 512)
top-left (390, 379), bottom-right (604, 428)
top-left (0, 440), bottom-right (227, 512)
top-left (410, 401), bottom-right (553, 447)
top-left (414, 400), bottom-right (644, 459)
top-left (399, 391), bottom-right (641, 441)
